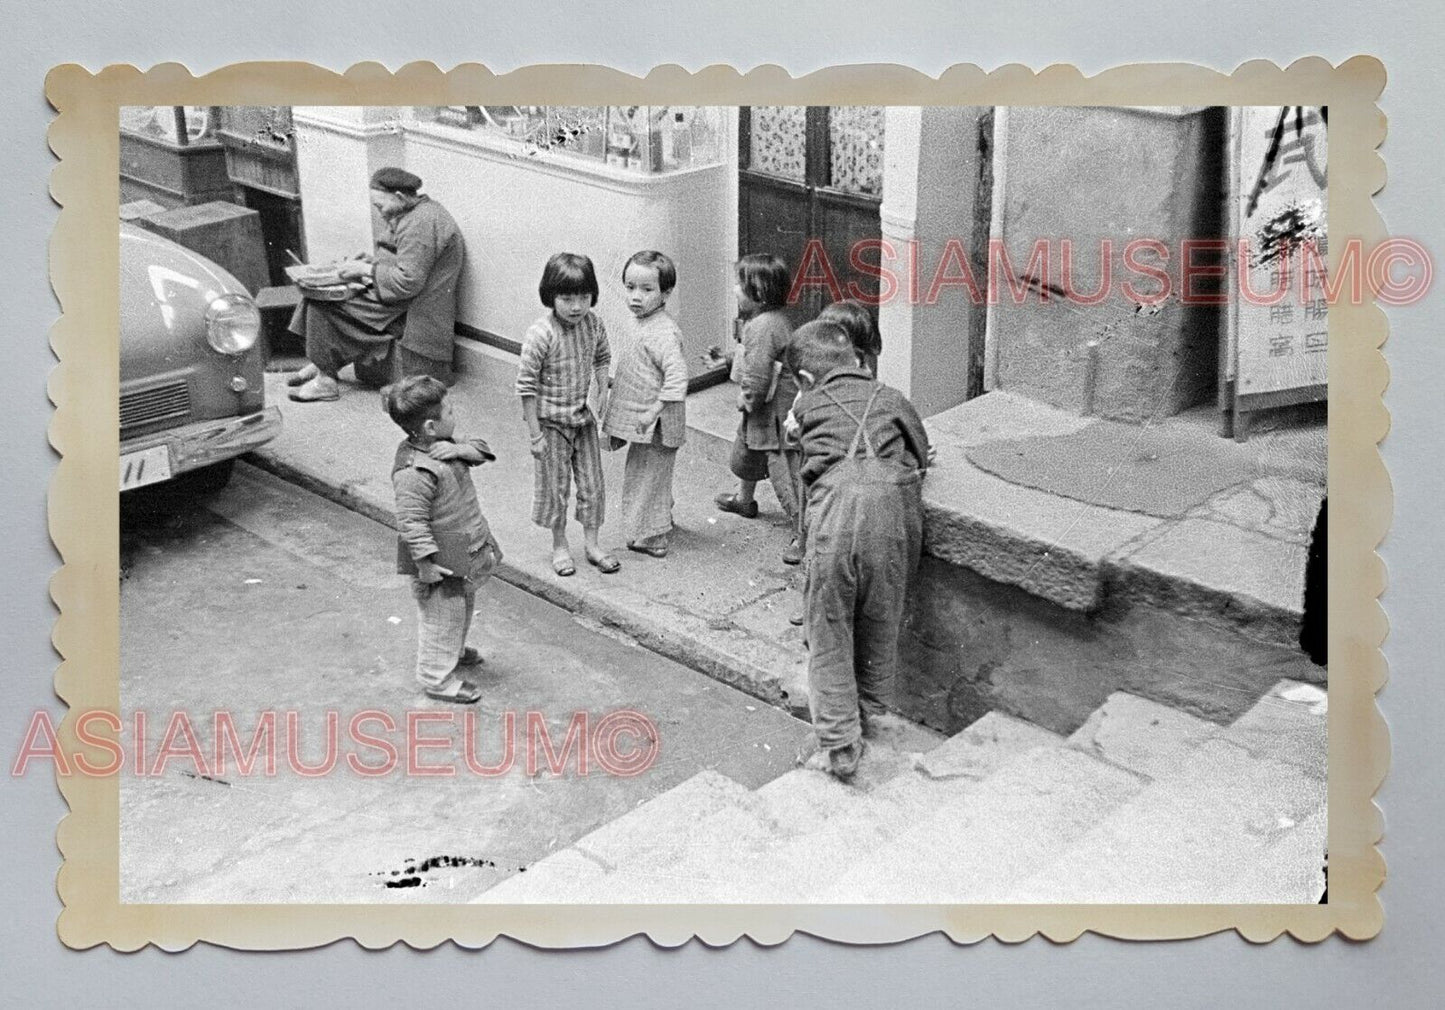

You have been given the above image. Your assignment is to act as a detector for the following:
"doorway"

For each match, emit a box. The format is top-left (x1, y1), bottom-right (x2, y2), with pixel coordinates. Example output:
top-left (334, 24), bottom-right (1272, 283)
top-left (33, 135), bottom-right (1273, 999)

top-left (737, 106), bottom-right (885, 324)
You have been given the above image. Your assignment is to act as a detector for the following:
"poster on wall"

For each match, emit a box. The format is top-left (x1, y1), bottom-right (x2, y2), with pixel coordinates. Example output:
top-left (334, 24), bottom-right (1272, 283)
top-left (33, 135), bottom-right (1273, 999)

top-left (1229, 105), bottom-right (1329, 410)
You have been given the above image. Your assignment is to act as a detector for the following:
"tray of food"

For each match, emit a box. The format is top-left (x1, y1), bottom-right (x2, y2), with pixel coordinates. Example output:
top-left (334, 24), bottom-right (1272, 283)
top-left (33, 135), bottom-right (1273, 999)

top-left (285, 263), bottom-right (368, 301)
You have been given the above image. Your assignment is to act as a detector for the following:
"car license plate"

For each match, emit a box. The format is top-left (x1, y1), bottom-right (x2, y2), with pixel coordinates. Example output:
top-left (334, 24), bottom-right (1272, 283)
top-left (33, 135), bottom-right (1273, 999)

top-left (120, 445), bottom-right (172, 491)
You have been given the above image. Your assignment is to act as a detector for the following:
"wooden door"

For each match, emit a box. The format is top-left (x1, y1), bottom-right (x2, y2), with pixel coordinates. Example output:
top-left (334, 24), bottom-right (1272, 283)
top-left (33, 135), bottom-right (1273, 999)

top-left (738, 106), bottom-right (885, 324)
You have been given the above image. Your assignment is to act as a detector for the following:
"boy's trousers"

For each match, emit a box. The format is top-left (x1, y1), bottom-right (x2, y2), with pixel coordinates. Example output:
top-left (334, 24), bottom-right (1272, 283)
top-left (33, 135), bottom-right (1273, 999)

top-left (804, 467), bottom-right (922, 752)
top-left (411, 543), bottom-right (498, 687)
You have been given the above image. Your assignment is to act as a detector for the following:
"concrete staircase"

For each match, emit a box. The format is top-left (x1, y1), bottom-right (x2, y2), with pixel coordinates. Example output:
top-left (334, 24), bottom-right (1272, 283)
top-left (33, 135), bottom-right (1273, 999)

top-left (475, 680), bottom-right (1326, 905)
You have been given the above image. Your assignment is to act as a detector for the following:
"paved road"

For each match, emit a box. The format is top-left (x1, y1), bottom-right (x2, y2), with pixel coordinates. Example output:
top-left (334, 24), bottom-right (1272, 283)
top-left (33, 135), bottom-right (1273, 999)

top-left (119, 463), bottom-right (812, 903)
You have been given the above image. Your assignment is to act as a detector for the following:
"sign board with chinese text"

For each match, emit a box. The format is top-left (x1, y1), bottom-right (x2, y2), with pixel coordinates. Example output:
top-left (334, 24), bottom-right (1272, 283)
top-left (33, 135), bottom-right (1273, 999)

top-left (1228, 106), bottom-right (1329, 409)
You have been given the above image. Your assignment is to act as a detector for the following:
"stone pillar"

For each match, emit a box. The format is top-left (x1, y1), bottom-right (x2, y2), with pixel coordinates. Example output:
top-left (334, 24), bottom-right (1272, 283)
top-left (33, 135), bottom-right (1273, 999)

top-left (988, 106), bottom-right (1225, 422)
top-left (879, 106), bottom-right (991, 417)
top-left (292, 107), bottom-right (406, 262)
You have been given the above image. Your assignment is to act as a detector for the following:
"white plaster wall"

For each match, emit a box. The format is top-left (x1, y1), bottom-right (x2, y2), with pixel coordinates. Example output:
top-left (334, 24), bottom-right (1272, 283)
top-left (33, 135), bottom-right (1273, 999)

top-left (879, 106), bottom-right (981, 417)
top-left (392, 125), bottom-right (734, 376)
top-left (292, 108), bottom-right (405, 263)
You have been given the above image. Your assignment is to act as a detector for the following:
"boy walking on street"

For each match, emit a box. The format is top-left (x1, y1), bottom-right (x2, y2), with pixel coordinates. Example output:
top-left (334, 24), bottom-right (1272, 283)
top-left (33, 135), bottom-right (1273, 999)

top-left (785, 321), bottom-right (931, 780)
top-left (385, 375), bottom-right (502, 704)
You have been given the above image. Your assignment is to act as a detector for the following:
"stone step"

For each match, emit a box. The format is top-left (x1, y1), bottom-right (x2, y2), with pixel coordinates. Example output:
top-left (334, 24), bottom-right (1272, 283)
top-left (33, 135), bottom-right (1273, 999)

top-left (820, 745), bottom-right (1147, 903)
top-left (1010, 737), bottom-right (1327, 903)
top-left (537, 741), bottom-right (921, 904)
top-left (696, 713), bottom-right (1067, 902)
top-left (475, 769), bottom-right (755, 903)
top-left (913, 710), bottom-right (1067, 783)
top-left (1065, 691), bottom-right (1221, 780)
top-left (1222, 679), bottom-right (1327, 781)
top-left (1229, 808), bottom-right (1328, 903)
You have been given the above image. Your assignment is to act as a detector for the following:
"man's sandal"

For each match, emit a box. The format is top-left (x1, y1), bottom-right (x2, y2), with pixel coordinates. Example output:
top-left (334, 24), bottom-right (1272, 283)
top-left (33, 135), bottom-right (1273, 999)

top-left (552, 551), bottom-right (577, 577)
top-left (456, 647), bottom-right (485, 667)
top-left (288, 376), bottom-right (340, 402)
top-left (286, 363), bottom-right (319, 387)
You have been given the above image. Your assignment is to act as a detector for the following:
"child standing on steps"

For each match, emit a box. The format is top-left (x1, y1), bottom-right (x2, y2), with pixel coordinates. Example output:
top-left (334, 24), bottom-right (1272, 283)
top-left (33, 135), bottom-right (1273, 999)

top-left (516, 252), bottom-right (621, 578)
top-left (786, 320), bottom-right (931, 781)
top-left (715, 253), bottom-right (803, 565)
top-left (601, 250), bottom-right (688, 558)
top-left (385, 375), bottom-right (502, 705)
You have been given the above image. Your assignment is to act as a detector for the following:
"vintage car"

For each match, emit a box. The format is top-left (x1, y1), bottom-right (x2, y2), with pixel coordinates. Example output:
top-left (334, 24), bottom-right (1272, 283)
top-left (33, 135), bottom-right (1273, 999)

top-left (120, 221), bottom-right (282, 492)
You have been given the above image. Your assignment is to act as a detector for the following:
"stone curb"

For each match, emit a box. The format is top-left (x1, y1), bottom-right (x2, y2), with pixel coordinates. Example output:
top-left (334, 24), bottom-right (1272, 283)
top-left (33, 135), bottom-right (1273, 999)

top-left (244, 447), bottom-right (810, 721)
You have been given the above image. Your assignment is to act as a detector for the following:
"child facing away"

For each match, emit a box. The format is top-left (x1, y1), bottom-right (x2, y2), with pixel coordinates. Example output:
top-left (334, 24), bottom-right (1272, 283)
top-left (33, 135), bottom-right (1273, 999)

top-left (785, 320), bottom-right (931, 780)
top-left (777, 299), bottom-right (885, 628)
top-left (516, 252), bottom-right (621, 577)
top-left (601, 250), bottom-right (688, 558)
top-left (385, 375), bottom-right (502, 705)
top-left (817, 298), bottom-right (884, 378)
top-left (715, 253), bottom-right (804, 566)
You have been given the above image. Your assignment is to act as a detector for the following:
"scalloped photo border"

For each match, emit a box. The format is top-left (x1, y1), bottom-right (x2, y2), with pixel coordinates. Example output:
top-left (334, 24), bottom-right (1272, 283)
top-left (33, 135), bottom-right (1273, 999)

top-left (45, 59), bottom-right (1389, 950)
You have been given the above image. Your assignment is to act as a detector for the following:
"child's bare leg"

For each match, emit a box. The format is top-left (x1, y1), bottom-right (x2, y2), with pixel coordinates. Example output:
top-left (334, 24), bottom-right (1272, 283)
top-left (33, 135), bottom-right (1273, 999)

top-left (735, 479), bottom-right (758, 506)
top-left (550, 521), bottom-right (575, 576)
top-left (583, 525), bottom-right (620, 571)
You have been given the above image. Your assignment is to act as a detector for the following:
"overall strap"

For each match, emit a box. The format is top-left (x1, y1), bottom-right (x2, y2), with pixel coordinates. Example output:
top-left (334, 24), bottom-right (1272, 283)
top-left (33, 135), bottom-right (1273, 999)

top-left (821, 385), bottom-right (883, 460)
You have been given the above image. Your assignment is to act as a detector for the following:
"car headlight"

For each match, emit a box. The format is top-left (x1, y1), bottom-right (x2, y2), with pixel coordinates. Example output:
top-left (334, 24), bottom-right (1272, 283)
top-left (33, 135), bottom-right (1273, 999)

top-left (205, 293), bottom-right (262, 355)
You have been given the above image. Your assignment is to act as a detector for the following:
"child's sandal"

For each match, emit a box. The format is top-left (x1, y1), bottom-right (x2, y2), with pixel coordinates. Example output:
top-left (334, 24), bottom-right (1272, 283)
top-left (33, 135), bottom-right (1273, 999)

top-left (627, 540), bottom-right (669, 559)
top-left (586, 549), bottom-right (621, 574)
top-left (552, 551), bottom-right (577, 577)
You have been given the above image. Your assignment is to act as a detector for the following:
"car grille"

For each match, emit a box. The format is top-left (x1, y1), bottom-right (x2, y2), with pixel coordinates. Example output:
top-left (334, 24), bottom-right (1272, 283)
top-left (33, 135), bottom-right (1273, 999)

top-left (120, 381), bottom-right (191, 433)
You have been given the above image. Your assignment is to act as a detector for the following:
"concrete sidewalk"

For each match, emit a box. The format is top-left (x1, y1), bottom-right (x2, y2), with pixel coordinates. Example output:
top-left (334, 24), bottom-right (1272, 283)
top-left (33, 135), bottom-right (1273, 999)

top-left (253, 337), bottom-right (1324, 733)
top-left (252, 344), bottom-right (814, 716)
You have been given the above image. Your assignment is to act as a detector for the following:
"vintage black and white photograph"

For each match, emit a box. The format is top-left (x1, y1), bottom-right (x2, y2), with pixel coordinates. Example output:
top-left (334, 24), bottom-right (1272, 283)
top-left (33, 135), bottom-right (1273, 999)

top-left (109, 99), bottom-right (1333, 907)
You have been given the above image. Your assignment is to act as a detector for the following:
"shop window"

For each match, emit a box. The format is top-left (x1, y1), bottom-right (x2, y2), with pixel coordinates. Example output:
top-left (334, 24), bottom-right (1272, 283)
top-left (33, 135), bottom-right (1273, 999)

top-left (119, 106), bottom-right (217, 146)
top-left (415, 105), bottom-right (725, 174)
top-left (748, 106), bottom-right (808, 182)
top-left (827, 106), bottom-right (885, 196)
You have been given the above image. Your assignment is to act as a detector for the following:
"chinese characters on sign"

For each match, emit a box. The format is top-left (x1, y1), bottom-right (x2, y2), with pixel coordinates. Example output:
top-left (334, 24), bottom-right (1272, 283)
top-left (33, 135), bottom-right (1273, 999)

top-left (1233, 106), bottom-right (1329, 396)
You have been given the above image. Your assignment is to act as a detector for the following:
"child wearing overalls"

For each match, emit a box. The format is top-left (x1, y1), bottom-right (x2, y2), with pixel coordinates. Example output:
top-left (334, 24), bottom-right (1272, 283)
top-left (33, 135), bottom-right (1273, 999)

top-left (786, 320), bottom-right (931, 780)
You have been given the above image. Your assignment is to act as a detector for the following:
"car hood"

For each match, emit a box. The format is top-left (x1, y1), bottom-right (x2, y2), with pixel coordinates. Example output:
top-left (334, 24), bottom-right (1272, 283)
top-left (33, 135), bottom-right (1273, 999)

top-left (120, 222), bottom-right (250, 380)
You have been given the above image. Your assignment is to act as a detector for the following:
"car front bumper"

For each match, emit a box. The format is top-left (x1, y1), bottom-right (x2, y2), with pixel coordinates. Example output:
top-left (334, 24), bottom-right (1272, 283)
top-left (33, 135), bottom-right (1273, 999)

top-left (121, 407), bottom-right (283, 486)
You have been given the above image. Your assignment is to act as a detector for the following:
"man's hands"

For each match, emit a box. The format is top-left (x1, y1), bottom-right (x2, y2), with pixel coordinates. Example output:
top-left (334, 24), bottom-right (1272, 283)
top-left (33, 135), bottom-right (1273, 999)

top-left (529, 431), bottom-right (547, 460)
top-left (414, 557), bottom-right (454, 584)
top-left (337, 259), bottom-right (375, 282)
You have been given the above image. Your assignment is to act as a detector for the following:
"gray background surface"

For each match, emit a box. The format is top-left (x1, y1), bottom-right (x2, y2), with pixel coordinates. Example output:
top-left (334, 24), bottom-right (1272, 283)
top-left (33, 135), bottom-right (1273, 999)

top-left (2, 2), bottom-right (1439, 1004)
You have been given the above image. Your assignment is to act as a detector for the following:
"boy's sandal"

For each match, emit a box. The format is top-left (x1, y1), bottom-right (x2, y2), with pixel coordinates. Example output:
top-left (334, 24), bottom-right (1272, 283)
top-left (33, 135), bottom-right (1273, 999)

top-left (424, 681), bottom-right (483, 705)
top-left (552, 551), bottom-right (577, 577)
top-left (714, 493), bottom-right (759, 519)
top-left (626, 540), bottom-right (669, 559)
top-left (456, 646), bottom-right (485, 667)
top-left (586, 550), bottom-right (621, 574)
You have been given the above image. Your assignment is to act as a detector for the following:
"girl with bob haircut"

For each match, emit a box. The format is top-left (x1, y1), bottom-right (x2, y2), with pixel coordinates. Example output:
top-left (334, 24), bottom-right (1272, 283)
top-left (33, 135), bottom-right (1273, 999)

top-left (516, 252), bottom-right (620, 577)
top-left (537, 251), bottom-right (602, 308)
